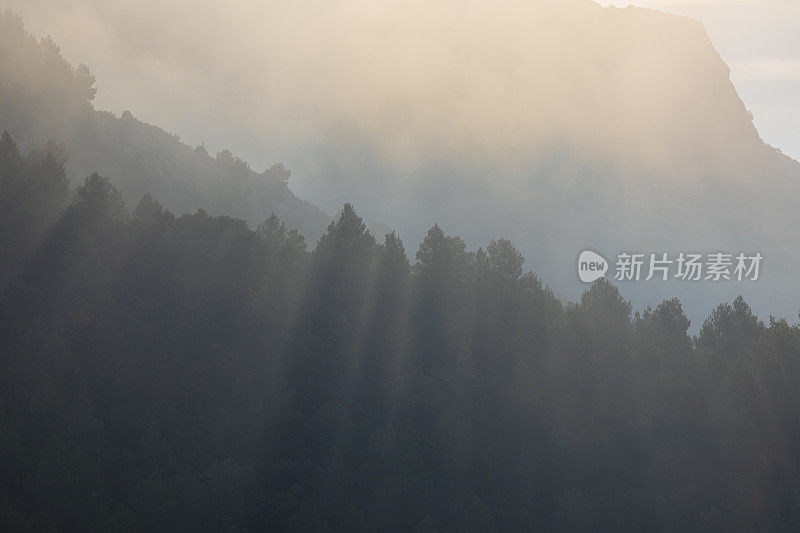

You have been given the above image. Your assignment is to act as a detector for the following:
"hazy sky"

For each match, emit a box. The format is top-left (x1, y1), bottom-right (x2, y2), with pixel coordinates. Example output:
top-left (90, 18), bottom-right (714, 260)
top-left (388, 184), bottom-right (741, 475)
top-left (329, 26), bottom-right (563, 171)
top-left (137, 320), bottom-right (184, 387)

top-left (4, 0), bottom-right (799, 165)
top-left (598, 0), bottom-right (800, 160)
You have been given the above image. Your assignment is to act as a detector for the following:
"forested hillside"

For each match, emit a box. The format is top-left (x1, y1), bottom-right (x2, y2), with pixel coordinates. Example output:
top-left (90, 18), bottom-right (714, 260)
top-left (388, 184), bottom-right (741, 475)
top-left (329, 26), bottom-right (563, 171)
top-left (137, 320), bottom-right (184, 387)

top-left (3, 131), bottom-right (800, 531)
top-left (0, 10), bottom-right (329, 240)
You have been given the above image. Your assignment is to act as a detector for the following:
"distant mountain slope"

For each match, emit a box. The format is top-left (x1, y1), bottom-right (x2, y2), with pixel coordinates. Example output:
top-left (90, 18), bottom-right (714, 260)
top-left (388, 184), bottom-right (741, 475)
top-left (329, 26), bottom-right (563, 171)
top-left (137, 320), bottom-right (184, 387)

top-left (0, 9), bottom-right (329, 240)
top-left (269, 1), bottom-right (800, 326)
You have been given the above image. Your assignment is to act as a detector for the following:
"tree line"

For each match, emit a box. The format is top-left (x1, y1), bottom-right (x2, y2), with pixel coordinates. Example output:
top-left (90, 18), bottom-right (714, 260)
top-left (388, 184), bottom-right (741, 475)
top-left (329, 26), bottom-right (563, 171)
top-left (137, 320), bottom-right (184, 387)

top-left (2, 131), bottom-right (800, 531)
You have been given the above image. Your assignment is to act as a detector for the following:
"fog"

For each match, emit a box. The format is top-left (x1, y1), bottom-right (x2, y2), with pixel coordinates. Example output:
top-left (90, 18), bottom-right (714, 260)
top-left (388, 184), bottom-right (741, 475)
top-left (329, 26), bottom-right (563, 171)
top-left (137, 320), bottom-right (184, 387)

top-left (6, 0), bottom-right (758, 172)
top-left (4, 0), bottom-right (800, 330)
top-left (6, 4), bottom-right (800, 528)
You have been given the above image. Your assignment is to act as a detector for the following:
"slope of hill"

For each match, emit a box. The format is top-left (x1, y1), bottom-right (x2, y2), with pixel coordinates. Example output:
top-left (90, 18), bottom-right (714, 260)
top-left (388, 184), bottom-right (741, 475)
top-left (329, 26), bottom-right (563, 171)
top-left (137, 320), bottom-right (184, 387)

top-left (0, 9), bottom-right (329, 241)
top-left (3, 3), bottom-right (800, 528)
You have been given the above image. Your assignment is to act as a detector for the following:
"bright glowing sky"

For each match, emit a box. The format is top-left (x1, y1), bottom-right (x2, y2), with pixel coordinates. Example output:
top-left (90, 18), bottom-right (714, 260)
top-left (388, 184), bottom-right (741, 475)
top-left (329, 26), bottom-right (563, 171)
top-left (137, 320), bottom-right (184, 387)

top-left (597, 0), bottom-right (800, 160)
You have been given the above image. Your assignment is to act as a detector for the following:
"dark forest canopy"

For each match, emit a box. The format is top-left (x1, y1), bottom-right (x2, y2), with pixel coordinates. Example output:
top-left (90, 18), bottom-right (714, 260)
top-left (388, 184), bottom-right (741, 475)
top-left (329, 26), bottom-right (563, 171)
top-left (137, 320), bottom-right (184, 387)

top-left (3, 131), bottom-right (800, 531)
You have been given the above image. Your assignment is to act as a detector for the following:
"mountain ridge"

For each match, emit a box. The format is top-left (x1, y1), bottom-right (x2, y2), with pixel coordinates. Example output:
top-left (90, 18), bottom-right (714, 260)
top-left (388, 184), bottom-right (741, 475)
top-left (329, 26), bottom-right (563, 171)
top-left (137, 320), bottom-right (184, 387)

top-left (0, 8), bottom-right (331, 241)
